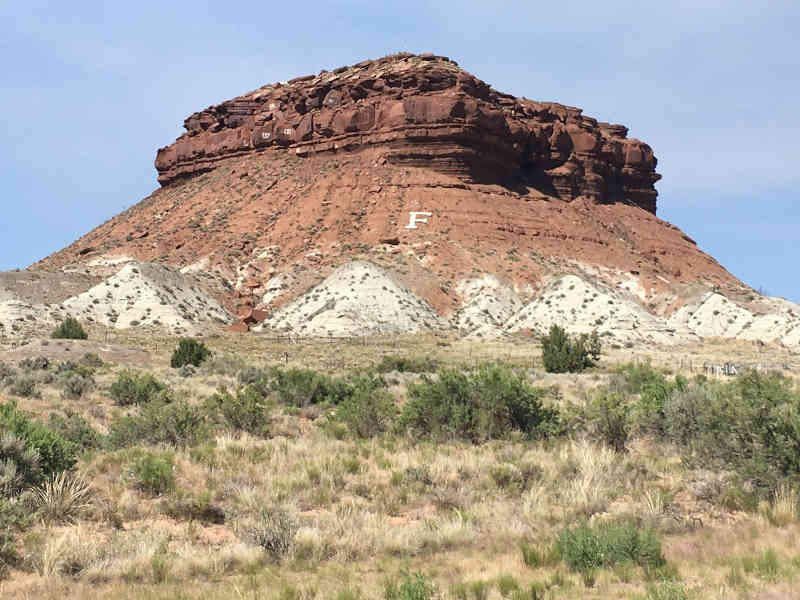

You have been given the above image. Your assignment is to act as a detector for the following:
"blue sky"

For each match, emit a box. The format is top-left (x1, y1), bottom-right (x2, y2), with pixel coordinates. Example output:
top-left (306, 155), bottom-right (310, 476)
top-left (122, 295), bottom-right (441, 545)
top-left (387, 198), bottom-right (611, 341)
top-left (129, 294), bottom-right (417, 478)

top-left (1, 1), bottom-right (798, 301)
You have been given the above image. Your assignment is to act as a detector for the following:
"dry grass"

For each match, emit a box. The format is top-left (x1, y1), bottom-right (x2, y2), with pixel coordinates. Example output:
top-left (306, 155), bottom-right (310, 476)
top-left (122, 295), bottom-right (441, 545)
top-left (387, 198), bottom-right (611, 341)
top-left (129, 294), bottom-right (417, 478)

top-left (1, 333), bottom-right (800, 599)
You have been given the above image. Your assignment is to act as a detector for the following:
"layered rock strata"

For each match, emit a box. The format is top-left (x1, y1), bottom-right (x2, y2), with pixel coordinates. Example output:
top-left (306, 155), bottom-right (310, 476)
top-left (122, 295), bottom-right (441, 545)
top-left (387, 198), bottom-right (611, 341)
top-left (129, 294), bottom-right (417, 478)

top-left (156, 53), bottom-right (661, 213)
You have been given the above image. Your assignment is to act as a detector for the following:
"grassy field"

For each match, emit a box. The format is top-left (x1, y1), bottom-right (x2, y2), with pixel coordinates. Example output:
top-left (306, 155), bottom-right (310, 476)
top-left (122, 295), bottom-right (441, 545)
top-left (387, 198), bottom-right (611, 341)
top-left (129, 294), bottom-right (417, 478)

top-left (1, 330), bottom-right (799, 599)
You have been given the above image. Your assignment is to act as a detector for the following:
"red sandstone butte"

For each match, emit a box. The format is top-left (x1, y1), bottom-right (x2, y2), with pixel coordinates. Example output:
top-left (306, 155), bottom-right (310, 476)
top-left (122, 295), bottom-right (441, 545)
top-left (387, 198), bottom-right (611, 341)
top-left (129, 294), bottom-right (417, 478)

top-left (34, 53), bottom-right (749, 317)
top-left (155, 53), bottom-right (660, 214)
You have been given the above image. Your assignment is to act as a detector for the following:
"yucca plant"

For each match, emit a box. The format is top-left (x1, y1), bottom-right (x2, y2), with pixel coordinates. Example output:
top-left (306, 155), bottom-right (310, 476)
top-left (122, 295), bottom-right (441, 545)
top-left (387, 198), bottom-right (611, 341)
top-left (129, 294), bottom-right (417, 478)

top-left (33, 471), bottom-right (92, 524)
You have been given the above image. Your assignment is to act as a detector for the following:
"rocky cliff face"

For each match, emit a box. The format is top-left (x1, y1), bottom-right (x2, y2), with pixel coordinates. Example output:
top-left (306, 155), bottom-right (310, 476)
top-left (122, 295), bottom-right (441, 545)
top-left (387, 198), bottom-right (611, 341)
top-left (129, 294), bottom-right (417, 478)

top-left (155, 53), bottom-right (661, 213)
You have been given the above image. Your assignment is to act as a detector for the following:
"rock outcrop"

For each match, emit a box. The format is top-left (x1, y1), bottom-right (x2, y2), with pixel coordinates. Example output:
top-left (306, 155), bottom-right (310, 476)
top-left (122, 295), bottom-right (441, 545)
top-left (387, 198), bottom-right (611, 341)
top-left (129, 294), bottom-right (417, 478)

top-left (155, 53), bottom-right (661, 213)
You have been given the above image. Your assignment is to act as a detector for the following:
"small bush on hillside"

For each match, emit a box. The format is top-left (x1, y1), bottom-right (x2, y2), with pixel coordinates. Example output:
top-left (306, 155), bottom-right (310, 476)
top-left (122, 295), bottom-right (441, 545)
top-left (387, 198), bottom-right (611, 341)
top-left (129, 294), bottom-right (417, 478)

top-left (541, 325), bottom-right (601, 373)
top-left (400, 364), bottom-right (559, 442)
top-left (47, 412), bottom-right (101, 453)
top-left (9, 375), bottom-right (38, 398)
top-left (384, 571), bottom-right (436, 600)
top-left (61, 373), bottom-right (94, 399)
top-left (238, 366), bottom-right (270, 386)
top-left (584, 390), bottom-right (631, 452)
top-left (237, 367), bottom-right (275, 402)
top-left (0, 362), bottom-right (16, 386)
top-left (0, 454), bottom-right (37, 578)
top-left (206, 384), bottom-right (272, 437)
top-left (0, 529), bottom-right (20, 579)
top-left (199, 352), bottom-right (248, 377)
top-left (613, 362), bottom-right (670, 396)
top-left (0, 402), bottom-right (76, 477)
top-left (19, 357), bottom-right (50, 371)
top-left (81, 352), bottom-right (104, 368)
top-left (245, 506), bottom-right (297, 562)
top-left (273, 367), bottom-right (353, 407)
top-left (161, 489), bottom-right (225, 524)
top-left (128, 450), bottom-right (175, 496)
top-left (170, 338), bottom-right (211, 368)
top-left (0, 432), bottom-right (43, 497)
top-left (556, 518), bottom-right (665, 573)
top-left (611, 367), bottom-right (800, 494)
top-left (630, 375), bottom-right (688, 438)
top-left (374, 355), bottom-right (440, 374)
top-left (107, 399), bottom-right (209, 449)
top-left (51, 317), bottom-right (88, 340)
top-left (672, 371), bottom-right (800, 493)
top-left (335, 376), bottom-right (397, 438)
top-left (109, 370), bottom-right (170, 406)
top-left (55, 360), bottom-right (95, 379)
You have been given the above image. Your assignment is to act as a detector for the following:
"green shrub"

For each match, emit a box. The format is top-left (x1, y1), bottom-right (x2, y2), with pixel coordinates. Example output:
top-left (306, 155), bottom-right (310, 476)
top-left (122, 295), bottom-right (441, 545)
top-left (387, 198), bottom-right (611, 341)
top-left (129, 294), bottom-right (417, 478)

top-left (0, 531), bottom-right (18, 580)
top-left (613, 362), bottom-right (669, 395)
top-left (51, 317), bottom-right (88, 340)
top-left (0, 490), bottom-right (34, 578)
top-left (0, 432), bottom-right (43, 496)
top-left (61, 373), bottom-right (94, 399)
top-left (374, 355), bottom-right (439, 374)
top-left (0, 494), bottom-right (33, 531)
top-left (659, 371), bottom-right (800, 493)
top-left (9, 375), bottom-right (38, 398)
top-left (0, 362), bottom-right (16, 386)
top-left (55, 360), bottom-right (81, 377)
top-left (109, 370), bottom-right (170, 406)
top-left (128, 450), bottom-right (175, 495)
top-left (19, 357), bottom-right (50, 371)
top-left (400, 364), bottom-right (558, 442)
top-left (0, 402), bottom-right (76, 477)
top-left (197, 352), bottom-right (248, 377)
top-left (107, 399), bottom-right (209, 448)
top-left (585, 390), bottom-right (631, 452)
top-left (630, 376), bottom-right (686, 439)
top-left (541, 325), bottom-right (600, 373)
top-left (384, 571), bottom-right (436, 600)
top-left (273, 367), bottom-right (353, 407)
top-left (555, 518), bottom-right (666, 573)
top-left (334, 376), bottom-right (397, 438)
top-left (47, 411), bottom-right (101, 453)
top-left (161, 489), bottom-right (225, 524)
top-left (238, 366), bottom-right (270, 386)
top-left (81, 352), bottom-right (104, 368)
top-left (170, 338), bottom-right (211, 368)
top-left (205, 384), bottom-right (272, 437)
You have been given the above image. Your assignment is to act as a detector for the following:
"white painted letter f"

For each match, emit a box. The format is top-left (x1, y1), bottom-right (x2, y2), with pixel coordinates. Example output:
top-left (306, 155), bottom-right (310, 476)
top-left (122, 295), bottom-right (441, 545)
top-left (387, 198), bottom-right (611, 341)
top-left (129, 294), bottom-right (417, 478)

top-left (405, 211), bottom-right (432, 230)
